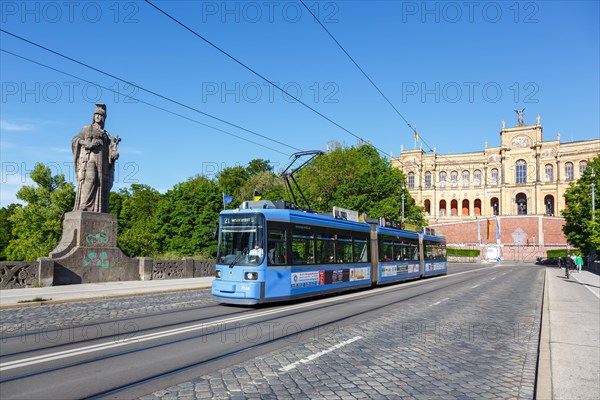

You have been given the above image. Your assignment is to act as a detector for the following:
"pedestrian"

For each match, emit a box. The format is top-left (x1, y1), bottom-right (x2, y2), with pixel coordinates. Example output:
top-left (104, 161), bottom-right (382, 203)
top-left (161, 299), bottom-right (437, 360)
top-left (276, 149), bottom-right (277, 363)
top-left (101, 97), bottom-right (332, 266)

top-left (575, 255), bottom-right (584, 273)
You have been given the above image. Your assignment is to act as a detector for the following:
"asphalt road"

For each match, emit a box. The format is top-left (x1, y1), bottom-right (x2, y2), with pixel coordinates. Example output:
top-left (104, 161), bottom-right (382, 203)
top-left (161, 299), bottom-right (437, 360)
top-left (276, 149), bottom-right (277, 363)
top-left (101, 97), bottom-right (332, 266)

top-left (0, 263), bottom-right (545, 399)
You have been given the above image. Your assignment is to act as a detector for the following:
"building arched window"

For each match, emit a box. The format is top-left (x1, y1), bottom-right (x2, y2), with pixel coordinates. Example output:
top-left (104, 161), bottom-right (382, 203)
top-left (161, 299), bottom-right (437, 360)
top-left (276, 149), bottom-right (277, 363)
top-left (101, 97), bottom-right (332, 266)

top-left (424, 199), bottom-right (431, 215)
top-left (473, 170), bottom-right (482, 186)
top-left (462, 199), bottom-right (470, 215)
top-left (579, 160), bottom-right (588, 176)
top-left (491, 197), bottom-right (499, 216)
top-left (450, 199), bottom-right (458, 216)
top-left (545, 164), bottom-right (554, 182)
top-left (544, 195), bottom-right (554, 216)
top-left (474, 199), bottom-right (482, 216)
top-left (450, 171), bottom-right (458, 187)
top-left (462, 171), bottom-right (470, 187)
top-left (516, 193), bottom-right (527, 215)
top-left (439, 199), bottom-right (447, 217)
top-left (516, 159), bottom-right (527, 184)
top-left (408, 172), bottom-right (415, 188)
top-left (439, 172), bottom-right (447, 188)
top-left (491, 168), bottom-right (499, 185)
top-left (565, 162), bottom-right (574, 181)
top-left (424, 172), bottom-right (432, 188)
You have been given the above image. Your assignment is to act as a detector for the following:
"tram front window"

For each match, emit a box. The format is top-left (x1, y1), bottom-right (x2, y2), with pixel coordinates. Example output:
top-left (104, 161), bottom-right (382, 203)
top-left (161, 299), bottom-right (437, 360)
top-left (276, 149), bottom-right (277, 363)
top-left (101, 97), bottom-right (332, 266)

top-left (218, 214), bottom-right (264, 265)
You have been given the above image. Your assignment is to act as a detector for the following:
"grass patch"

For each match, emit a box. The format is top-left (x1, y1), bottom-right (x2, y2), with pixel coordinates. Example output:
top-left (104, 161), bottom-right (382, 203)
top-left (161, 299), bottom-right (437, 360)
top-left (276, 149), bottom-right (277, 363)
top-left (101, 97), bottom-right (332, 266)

top-left (17, 297), bottom-right (52, 303)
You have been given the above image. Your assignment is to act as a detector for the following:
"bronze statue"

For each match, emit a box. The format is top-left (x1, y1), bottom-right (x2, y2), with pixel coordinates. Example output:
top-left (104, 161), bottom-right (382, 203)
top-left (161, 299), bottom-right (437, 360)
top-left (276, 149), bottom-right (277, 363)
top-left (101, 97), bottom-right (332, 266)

top-left (72, 104), bottom-right (120, 212)
top-left (514, 108), bottom-right (525, 126)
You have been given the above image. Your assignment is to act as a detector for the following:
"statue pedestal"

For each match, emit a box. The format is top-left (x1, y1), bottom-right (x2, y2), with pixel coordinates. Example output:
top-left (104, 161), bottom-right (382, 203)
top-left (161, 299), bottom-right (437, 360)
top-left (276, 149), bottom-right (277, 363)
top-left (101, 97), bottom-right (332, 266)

top-left (44, 211), bottom-right (138, 285)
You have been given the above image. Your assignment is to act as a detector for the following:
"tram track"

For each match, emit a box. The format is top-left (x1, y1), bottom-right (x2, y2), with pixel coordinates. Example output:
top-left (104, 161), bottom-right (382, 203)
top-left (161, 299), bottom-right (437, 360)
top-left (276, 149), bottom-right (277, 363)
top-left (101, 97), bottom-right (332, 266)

top-left (0, 265), bottom-right (501, 399)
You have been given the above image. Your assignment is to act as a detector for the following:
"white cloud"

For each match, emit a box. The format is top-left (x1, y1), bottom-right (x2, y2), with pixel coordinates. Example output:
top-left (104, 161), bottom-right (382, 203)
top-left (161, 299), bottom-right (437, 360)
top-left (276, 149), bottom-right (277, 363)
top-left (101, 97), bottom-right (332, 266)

top-left (0, 119), bottom-right (35, 132)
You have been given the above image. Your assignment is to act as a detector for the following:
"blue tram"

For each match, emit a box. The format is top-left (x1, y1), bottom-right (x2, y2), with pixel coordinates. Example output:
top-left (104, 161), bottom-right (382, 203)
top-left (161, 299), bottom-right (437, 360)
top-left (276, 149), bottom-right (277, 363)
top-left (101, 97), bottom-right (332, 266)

top-left (212, 200), bottom-right (447, 305)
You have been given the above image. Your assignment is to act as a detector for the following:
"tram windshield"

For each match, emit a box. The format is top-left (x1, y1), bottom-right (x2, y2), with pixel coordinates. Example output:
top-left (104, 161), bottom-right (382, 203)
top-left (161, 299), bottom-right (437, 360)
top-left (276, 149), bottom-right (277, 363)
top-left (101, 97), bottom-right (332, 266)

top-left (218, 214), bottom-right (265, 266)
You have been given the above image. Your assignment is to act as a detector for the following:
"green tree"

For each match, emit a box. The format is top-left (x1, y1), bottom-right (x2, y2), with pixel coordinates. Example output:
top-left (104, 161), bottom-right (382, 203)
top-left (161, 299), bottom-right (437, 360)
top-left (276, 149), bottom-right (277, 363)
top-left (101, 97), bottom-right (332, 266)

top-left (216, 166), bottom-right (248, 203)
top-left (296, 145), bottom-right (425, 226)
top-left (5, 163), bottom-right (75, 261)
top-left (116, 184), bottom-right (163, 257)
top-left (109, 189), bottom-right (129, 219)
top-left (0, 204), bottom-right (20, 260)
top-left (240, 170), bottom-right (285, 202)
top-left (154, 176), bottom-right (221, 257)
top-left (246, 159), bottom-right (272, 177)
top-left (562, 156), bottom-right (600, 255)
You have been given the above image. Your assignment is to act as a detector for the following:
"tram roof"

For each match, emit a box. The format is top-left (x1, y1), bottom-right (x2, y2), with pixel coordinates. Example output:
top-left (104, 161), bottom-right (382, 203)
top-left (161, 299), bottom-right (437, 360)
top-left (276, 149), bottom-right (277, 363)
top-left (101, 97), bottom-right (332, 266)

top-left (221, 202), bottom-right (371, 232)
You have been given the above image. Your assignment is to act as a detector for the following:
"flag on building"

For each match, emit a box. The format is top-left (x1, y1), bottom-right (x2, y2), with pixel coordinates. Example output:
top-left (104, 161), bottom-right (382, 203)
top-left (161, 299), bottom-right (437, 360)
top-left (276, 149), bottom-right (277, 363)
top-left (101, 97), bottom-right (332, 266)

top-left (414, 129), bottom-right (419, 141)
top-left (495, 216), bottom-right (501, 242)
top-left (222, 193), bottom-right (233, 206)
top-left (253, 190), bottom-right (262, 202)
top-left (487, 219), bottom-right (492, 240)
top-left (477, 219), bottom-right (481, 242)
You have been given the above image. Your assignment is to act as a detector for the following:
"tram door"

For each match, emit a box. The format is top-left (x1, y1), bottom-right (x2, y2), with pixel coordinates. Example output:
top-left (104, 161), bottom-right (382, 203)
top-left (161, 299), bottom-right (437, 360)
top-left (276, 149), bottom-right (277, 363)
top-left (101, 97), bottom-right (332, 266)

top-left (369, 225), bottom-right (379, 285)
top-left (418, 234), bottom-right (425, 277)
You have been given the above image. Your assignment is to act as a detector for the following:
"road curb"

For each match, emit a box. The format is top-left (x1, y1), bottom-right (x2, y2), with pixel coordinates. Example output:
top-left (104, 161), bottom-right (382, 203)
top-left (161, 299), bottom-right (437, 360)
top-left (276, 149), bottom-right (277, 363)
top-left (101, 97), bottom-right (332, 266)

top-left (0, 285), bottom-right (213, 310)
top-left (536, 268), bottom-right (552, 399)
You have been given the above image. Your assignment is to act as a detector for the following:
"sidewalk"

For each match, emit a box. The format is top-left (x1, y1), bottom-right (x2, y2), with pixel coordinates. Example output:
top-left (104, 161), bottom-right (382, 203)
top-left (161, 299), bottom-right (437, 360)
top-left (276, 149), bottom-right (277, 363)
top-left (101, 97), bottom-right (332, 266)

top-left (538, 267), bottom-right (600, 400)
top-left (0, 277), bottom-right (214, 308)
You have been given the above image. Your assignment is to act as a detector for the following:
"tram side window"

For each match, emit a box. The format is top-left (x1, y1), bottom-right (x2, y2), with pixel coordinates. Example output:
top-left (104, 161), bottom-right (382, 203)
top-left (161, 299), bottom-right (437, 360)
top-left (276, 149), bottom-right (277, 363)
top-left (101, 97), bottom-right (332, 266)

top-left (400, 242), bottom-right (411, 261)
top-left (410, 242), bottom-right (420, 261)
top-left (336, 236), bottom-right (353, 263)
top-left (267, 228), bottom-right (287, 266)
top-left (353, 238), bottom-right (369, 262)
top-left (316, 233), bottom-right (335, 264)
top-left (430, 243), bottom-right (446, 260)
top-left (393, 241), bottom-right (403, 260)
top-left (425, 242), bottom-right (445, 260)
top-left (425, 243), bottom-right (434, 260)
top-left (291, 233), bottom-right (314, 265)
top-left (380, 239), bottom-right (394, 262)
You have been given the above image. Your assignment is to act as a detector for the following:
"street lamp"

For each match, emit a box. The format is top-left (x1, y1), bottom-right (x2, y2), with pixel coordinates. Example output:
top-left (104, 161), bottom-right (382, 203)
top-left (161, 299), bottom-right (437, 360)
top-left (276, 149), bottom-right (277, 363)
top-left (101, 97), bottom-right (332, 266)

top-left (591, 167), bottom-right (596, 222)
top-left (590, 167), bottom-right (596, 267)
top-left (401, 181), bottom-right (405, 225)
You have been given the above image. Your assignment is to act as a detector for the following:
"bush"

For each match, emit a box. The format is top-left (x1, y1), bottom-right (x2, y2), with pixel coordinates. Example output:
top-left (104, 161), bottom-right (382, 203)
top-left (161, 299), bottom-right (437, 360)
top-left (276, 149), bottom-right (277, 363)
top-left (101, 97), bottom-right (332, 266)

top-left (447, 248), bottom-right (480, 257)
top-left (547, 249), bottom-right (581, 258)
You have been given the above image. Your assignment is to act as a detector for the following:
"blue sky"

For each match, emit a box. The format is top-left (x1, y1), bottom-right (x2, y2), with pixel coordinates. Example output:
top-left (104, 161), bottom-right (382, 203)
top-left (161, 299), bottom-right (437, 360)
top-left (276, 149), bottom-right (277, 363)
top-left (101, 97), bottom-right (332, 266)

top-left (1, 0), bottom-right (599, 207)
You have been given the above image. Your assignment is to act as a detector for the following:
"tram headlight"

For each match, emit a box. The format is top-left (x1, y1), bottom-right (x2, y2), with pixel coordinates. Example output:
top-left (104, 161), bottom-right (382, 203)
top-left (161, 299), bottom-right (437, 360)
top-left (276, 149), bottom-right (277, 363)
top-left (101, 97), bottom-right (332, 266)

top-left (216, 270), bottom-right (221, 278)
top-left (244, 272), bottom-right (258, 280)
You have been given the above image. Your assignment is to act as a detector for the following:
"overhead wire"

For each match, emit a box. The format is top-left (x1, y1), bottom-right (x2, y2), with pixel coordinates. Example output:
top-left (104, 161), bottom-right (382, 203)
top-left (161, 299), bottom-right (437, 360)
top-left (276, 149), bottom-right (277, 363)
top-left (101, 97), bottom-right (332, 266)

top-left (297, 0), bottom-right (437, 154)
top-left (0, 48), bottom-right (293, 157)
top-left (298, 2), bottom-right (488, 172)
top-left (143, 0), bottom-right (391, 158)
top-left (0, 29), bottom-right (302, 155)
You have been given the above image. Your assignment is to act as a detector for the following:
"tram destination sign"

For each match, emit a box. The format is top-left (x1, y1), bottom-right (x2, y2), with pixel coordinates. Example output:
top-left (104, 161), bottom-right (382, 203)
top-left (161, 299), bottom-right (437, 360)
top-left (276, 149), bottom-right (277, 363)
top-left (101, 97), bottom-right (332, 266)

top-left (379, 217), bottom-right (404, 230)
top-left (333, 206), bottom-right (367, 223)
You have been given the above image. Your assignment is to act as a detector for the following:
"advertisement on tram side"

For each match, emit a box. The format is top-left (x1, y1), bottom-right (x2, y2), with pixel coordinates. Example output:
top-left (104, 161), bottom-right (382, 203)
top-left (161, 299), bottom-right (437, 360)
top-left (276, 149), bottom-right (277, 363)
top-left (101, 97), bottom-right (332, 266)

top-left (291, 267), bottom-right (371, 289)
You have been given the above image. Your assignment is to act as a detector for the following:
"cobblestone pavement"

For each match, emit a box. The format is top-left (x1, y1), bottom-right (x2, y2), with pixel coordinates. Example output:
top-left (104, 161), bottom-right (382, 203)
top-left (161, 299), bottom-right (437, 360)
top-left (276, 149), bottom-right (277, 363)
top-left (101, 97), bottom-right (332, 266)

top-left (0, 290), bottom-right (216, 336)
top-left (139, 266), bottom-right (544, 400)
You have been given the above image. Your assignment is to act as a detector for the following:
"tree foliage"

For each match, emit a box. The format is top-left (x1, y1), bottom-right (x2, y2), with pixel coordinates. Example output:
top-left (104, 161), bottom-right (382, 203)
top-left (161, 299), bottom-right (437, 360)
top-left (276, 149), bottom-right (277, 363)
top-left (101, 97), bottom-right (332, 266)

top-left (114, 184), bottom-right (163, 257)
top-left (4, 163), bottom-right (75, 261)
top-left (153, 176), bottom-right (221, 257)
top-left (296, 145), bottom-right (425, 225)
top-left (0, 204), bottom-right (20, 261)
top-left (562, 156), bottom-right (600, 254)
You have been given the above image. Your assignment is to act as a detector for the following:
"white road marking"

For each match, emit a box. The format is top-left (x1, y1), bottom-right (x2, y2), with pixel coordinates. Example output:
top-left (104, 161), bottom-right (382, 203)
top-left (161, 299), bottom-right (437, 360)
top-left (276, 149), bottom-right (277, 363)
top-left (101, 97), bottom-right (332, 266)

top-left (278, 336), bottom-right (363, 372)
top-left (431, 297), bottom-right (450, 306)
top-left (471, 284), bottom-right (480, 289)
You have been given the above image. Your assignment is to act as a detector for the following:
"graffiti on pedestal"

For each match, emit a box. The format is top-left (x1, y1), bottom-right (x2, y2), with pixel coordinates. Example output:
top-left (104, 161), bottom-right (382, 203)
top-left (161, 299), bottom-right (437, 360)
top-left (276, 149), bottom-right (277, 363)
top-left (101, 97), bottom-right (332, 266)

top-left (85, 233), bottom-right (109, 246)
top-left (83, 251), bottom-right (110, 268)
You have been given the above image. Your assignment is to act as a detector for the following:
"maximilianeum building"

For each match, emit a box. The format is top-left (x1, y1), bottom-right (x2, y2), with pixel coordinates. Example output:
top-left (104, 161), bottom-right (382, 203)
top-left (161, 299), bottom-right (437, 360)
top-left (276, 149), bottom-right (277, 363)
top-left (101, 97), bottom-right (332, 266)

top-left (391, 115), bottom-right (600, 260)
